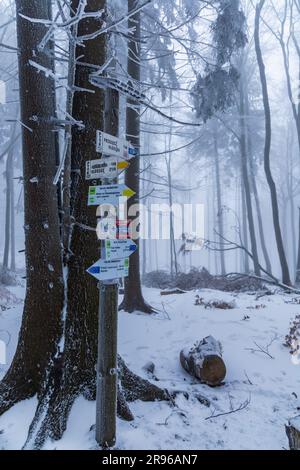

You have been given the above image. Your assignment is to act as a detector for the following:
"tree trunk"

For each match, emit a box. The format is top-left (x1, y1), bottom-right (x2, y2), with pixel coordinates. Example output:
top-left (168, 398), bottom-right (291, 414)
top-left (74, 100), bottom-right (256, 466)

top-left (254, 0), bottom-right (291, 286)
top-left (213, 123), bottom-right (226, 275)
top-left (10, 148), bottom-right (16, 273)
top-left (0, 0), bottom-right (64, 415)
top-left (241, 184), bottom-right (250, 274)
top-left (239, 74), bottom-right (261, 276)
top-left (2, 147), bottom-right (11, 274)
top-left (244, 79), bottom-right (272, 274)
top-left (120, 0), bottom-right (154, 313)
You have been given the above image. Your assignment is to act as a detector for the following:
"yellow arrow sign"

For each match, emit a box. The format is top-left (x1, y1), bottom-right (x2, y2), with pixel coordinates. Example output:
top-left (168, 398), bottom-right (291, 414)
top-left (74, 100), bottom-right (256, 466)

top-left (117, 160), bottom-right (129, 170)
top-left (122, 188), bottom-right (136, 198)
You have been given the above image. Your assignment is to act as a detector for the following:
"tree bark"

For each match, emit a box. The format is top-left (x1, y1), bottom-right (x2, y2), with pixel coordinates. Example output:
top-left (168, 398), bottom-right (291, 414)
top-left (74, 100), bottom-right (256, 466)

top-left (0, 0), bottom-right (64, 415)
top-left (254, 0), bottom-right (291, 286)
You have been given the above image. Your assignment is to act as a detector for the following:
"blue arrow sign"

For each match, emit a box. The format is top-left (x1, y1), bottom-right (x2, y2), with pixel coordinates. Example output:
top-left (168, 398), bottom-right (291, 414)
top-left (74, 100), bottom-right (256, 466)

top-left (87, 258), bottom-right (129, 281)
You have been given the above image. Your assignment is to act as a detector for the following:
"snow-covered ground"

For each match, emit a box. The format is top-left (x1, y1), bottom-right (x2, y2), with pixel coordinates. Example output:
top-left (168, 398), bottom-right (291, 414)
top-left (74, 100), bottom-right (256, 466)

top-left (0, 285), bottom-right (300, 450)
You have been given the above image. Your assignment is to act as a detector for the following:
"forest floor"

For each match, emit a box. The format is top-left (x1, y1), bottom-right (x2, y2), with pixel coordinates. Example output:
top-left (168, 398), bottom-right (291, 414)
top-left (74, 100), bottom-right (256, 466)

top-left (0, 282), bottom-right (300, 450)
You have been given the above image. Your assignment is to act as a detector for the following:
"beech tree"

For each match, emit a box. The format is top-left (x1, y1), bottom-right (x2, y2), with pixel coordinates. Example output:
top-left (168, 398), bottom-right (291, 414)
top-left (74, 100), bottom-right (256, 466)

top-left (254, 0), bottom-right (291, 286)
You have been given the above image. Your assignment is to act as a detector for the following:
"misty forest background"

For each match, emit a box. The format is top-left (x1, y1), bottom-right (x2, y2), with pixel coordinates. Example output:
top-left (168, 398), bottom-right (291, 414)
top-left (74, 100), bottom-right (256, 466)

top-left (0, 0), bottom-right (300, 449)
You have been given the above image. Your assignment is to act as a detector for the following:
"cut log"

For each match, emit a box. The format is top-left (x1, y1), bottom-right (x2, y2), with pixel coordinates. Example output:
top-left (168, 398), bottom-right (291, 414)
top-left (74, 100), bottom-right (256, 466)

top-left (160, 289), bottom-right (186, 296)
top-left (286, 417), bottom-right (300, 450)
top-left (180, 336), bottom-right (226, 387)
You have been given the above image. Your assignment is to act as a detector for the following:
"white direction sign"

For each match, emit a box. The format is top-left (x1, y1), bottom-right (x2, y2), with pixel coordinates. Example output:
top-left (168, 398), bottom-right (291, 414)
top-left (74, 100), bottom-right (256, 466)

top-left (88, 184), bottom-right (135, 206)
top-left (87, 258), bottom-right (129, 281)
top-left (96, 130), bottom-right (138, 160)
top-left (104, 239), bottom-right (137, 260)
top-left (86, 158), bottom-right (129, 180)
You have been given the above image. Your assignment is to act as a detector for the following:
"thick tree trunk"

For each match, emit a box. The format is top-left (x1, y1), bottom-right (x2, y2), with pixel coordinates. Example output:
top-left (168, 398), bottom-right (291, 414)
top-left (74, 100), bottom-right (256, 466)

top-left (239, 75), bottom-right (260, 276)
top-left (0, 0), bottom-right (63, 415)
top-left (255, 0), bottom-right (291, 286)
top-left (120, 0), bottom-right (154, 313)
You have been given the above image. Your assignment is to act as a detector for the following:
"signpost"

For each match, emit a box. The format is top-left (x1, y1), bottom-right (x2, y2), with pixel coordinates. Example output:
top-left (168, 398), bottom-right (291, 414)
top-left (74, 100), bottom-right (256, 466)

top-left (104, 239), bottom-right (137, 260)
top-left (87, 257), bottom-right (129, 280)
top-left (86, 158), bottom-right (129, 180)
top-left (88, 184), bottom-right (135, 206)
top-left (86, 125), bottom-right (137, 448)
top-left (96, 130), bottom-right (138, 160)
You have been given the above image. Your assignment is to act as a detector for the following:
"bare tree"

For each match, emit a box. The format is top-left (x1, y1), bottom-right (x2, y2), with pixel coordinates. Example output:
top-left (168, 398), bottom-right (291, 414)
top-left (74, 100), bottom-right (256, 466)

top-left (254, 0), bottom-right (291, 286)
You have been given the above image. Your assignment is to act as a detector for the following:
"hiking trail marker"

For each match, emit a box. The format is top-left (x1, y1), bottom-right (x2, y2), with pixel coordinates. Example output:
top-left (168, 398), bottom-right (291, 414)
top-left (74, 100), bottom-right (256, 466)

top-left (88, 184), bottom-right (135, 206)
top-left (96, 130), bottom-right (138, 160)
top-left (86, 157), bottom-right (129, 180)
top-left (104, 239), bottom-right (137, 261)
top-left (87, 258), bottom-right (129, 281)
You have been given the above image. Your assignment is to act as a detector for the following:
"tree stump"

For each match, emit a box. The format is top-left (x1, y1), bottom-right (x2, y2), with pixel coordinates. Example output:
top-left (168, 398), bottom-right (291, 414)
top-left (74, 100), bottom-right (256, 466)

top-left (180, 336), bottom-right (226, 387)
top-left (286, 418), bottom-right (300, 450)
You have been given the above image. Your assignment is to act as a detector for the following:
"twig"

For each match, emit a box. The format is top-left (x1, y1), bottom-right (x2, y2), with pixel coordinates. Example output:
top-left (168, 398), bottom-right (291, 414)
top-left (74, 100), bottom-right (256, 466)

top-left (245, 334), bottom-right (279, 360)
top-left (205, 395), bottom-right (251, 420)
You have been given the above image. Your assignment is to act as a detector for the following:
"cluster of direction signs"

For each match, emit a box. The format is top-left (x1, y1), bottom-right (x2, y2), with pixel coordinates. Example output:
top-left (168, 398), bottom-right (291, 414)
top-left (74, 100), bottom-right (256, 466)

top-left (86, 131), bottom-right (137, 281)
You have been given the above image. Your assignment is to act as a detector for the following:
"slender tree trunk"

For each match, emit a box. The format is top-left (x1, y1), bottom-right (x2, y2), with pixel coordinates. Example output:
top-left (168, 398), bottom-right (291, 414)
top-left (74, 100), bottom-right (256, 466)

top-left (239, 75), bottom-right (260, 276)
top-left (244, 78), bottom-right (272, 274)
top-left (10, 149), bottom-right (16, 273)
top-left (2, 148), bottom-right (11, 273)
top-left (255, 0), bottom-right (291, 286)
top-left (2, 121), bottom-right (17, 278)
top-left (213, 122), bottom-right (226, 275)
top-left (0, 0), bottom-right (64, 415)
top-left (290, 195), bottom-right (297, 278)
top-left (241, 183), bottom-right (250, 274)
top-left (120, 0), bottom-right (154, 313)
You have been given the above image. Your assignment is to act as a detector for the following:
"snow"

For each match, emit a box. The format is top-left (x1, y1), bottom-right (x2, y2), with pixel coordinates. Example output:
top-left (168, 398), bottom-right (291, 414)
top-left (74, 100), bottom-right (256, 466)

top-left (0, 397), bottom-right (37, 450)
top-left (1, 285), bottom-right (300, 450)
